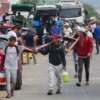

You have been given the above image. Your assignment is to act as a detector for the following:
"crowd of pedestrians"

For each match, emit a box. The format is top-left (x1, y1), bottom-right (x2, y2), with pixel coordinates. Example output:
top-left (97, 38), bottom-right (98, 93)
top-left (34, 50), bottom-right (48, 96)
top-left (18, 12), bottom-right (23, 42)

top-left (1, 15), bottom-right (100, 98)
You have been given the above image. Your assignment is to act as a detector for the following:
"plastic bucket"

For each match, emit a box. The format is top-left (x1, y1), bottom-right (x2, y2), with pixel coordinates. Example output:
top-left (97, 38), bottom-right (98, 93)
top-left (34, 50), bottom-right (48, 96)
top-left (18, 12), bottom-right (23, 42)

top-left (0, 73), bottom-right (6, 83)
top-left (62, 71), bottom-right (69, 82)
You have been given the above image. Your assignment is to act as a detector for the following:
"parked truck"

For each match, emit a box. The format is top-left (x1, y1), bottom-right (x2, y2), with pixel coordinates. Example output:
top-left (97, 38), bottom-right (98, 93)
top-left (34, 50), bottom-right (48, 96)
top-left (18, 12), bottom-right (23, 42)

top-left (55, 0), bottom-right (87, 23)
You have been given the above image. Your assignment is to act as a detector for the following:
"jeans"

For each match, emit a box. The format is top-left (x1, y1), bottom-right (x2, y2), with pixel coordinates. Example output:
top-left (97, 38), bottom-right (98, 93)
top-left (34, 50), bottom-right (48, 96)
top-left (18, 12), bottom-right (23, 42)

top-left (73, 52), bottom-right (78, 73)
top-left (42, 35), bottom-right (51, 50)
top-left (78, 57), bottom-right (90, 82)
top-left (95, 36), bottom-right (100, 53)
top-left (42, 35), bottom-right (50, 45)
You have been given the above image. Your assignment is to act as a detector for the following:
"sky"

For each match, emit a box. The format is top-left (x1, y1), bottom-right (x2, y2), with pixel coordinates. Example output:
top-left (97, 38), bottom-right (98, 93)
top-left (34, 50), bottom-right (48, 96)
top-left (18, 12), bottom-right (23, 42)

top-left (8, 0), bottom-right (100, 10)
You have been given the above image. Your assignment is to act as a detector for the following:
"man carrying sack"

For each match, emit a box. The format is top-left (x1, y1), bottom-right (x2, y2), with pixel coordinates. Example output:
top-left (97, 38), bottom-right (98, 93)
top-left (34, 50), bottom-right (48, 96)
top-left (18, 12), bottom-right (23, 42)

top-left (66, 27), bottom-right (93, 86)
top-left (33, 34), bottom-right (66, 95)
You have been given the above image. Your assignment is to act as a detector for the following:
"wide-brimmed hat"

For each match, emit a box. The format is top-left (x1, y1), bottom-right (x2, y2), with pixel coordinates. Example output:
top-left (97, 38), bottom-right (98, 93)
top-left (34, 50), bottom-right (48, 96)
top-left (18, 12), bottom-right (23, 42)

top-left (64, 23), bottom-right (69, 26)
top-left (77, 27), bottom-right (87, 34)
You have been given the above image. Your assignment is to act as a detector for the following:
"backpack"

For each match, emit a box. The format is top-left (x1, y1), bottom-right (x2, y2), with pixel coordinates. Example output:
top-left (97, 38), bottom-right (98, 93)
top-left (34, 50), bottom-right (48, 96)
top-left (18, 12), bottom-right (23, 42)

top-left (5, 45), bottom-right (19, 56)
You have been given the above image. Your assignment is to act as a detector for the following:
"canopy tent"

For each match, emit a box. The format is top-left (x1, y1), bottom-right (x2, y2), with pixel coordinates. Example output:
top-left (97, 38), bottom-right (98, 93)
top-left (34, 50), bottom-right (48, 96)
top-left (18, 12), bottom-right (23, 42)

top-left (11, 4), bottom-right (33, 12)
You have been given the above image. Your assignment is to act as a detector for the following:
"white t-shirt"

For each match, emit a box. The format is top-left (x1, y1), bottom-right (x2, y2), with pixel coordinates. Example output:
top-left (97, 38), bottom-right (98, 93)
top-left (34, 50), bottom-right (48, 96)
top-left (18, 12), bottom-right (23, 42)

top-left (87, 31), bottom-right (93, 38)
top-left (43, 29), bottom-right (47, 35)
top-left (7, 30), bottom-right (18, 44)
top-left (2, 46), bottom-right (23, 69)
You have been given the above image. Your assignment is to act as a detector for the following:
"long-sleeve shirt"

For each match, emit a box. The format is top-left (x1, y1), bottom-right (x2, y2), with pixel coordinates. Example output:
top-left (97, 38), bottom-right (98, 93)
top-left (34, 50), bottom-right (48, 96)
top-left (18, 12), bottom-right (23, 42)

top-left (72, 36), bottom-right (93, 57)
top-left (40, 42), bottom-right (66, 67)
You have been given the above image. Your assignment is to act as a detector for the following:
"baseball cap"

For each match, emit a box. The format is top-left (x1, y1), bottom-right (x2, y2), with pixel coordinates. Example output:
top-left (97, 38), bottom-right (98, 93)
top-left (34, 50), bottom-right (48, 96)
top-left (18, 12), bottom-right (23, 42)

top-left (51, 34), bottom-right (59, 39)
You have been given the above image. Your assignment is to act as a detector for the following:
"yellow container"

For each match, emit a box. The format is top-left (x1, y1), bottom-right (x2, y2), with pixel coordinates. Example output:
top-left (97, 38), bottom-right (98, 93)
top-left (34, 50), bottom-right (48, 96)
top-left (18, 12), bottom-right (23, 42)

top-left (23, 53), bottom-right (27, 61)
top-left (62, 71), bottom-right (69, 82)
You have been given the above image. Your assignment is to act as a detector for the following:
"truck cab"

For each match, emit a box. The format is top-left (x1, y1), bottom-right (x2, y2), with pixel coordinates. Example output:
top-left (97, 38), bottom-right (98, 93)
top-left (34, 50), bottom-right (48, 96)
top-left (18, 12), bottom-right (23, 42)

top-left (56, 0), bottom-right (85, 23)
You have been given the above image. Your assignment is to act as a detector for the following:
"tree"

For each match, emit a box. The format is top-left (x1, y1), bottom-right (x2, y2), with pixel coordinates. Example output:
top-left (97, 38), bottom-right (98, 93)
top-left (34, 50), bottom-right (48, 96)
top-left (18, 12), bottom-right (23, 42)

top-left (84, 4), bottom-right (99, 20)
top-left (20, 0), bottom-right (39, 5)
top-left (42, 0), bottom-right (46, 4)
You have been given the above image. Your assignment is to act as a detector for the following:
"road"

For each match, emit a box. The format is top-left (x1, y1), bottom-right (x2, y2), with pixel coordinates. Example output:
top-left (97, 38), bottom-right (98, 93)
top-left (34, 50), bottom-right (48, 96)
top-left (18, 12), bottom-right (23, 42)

top-left (0, 50), bottom-right (100, 100)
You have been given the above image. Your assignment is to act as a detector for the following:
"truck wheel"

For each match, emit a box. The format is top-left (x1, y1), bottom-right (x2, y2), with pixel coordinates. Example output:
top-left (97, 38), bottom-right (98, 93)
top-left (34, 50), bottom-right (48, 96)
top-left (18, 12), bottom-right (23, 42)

top-left (15, 69), bottom-right (22, 90)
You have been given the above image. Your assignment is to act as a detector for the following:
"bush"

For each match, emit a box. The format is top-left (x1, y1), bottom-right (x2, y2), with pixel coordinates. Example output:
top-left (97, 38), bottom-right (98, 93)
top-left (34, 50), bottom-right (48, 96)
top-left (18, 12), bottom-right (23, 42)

top-left (84, 4), bottom-right (99, 20)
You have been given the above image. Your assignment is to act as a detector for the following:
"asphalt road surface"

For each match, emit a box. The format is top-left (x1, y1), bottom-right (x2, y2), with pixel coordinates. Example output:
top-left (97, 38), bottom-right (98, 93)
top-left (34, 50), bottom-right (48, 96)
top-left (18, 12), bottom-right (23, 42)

top-left (0, 50), bottom-right (100, 100)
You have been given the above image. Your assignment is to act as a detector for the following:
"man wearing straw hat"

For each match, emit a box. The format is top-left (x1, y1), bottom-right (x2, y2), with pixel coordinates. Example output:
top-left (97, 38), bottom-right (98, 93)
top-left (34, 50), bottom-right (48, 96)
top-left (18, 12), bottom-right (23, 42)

top-left (66, 27), bottom-right (93, 86)
top-left (63, 23), bottom-right (72, 37)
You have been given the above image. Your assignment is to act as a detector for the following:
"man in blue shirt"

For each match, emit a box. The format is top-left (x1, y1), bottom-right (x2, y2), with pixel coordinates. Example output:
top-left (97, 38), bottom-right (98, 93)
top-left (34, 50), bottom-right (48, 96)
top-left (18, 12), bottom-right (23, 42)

top-left (94, 23), bottom-right (100, 54)
top-left (23, 28), bottom-right (37, 64)
top-left (51, 24), bottom-right (61, 35)
top-left (56, 18), bottom-right (64, 27)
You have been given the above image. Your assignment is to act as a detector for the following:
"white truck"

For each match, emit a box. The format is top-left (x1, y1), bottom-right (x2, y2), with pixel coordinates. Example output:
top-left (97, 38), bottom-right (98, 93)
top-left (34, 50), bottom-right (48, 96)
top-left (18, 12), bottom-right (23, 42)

top-left (34, 4), bottom-right (58, 17)
top-left (55, 0), bottom-right (86, 23)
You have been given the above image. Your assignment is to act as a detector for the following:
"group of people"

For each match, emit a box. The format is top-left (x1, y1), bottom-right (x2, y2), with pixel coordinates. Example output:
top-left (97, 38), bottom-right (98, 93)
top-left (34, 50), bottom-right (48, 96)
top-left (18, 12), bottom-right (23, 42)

top-left (1, 17), bottom-right (100, 98)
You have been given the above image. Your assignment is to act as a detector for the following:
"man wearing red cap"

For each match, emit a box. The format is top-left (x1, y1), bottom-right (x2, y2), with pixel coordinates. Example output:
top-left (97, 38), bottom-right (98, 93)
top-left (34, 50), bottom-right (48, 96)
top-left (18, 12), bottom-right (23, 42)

top-left (37, 34), bottom-right (66, 95)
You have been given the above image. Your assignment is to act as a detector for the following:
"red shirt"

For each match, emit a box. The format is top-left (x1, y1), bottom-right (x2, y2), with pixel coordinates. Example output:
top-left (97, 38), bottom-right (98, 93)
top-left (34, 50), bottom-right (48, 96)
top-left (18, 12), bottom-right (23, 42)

top-left (73, 36), bottom-right (93, 57)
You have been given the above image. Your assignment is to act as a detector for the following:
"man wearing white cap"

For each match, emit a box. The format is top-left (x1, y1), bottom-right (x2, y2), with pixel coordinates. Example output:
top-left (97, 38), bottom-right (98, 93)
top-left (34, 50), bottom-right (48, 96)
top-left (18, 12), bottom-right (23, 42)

top-left (63, 23), bottom-right (72, 37)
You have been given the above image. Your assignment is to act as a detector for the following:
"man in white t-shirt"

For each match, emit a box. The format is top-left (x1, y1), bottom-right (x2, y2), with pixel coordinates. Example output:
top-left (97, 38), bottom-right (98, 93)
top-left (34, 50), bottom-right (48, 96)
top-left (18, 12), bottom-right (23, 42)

top-left (3, 36), bottom-right (22, 98)
top-left (7, 26), bottom-right (18, 44)
top-left (86, 27), bottom-right (93, 38)
top-left (3, 36), bottom-right (35, 98)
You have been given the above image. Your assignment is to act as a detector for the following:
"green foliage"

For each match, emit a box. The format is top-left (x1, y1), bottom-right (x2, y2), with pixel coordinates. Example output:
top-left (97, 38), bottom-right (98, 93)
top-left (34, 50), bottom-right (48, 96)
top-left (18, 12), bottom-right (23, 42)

top-left (84, 4), bottom-right (99, 20)
top-left (42, 0), bottom-right (46, 4)
top-left (20, 0), bottom-right (39, 5)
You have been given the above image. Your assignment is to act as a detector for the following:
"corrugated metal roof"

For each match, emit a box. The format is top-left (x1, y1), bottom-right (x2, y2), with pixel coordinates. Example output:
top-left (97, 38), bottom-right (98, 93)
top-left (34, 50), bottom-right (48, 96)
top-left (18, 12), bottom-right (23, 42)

top-left (0, 0), bottom-right (9, 4)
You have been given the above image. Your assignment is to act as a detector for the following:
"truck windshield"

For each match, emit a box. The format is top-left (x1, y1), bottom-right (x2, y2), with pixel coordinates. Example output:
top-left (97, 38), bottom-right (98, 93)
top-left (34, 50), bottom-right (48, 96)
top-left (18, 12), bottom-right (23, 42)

top-left (59, 8), bottom-right (81, 18)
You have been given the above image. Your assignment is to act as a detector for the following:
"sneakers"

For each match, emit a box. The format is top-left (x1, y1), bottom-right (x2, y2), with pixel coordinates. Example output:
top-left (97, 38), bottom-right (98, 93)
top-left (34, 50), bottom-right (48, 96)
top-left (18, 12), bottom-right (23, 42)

top-left (47, 91), bottom-right (53, 95)
top-left (6, 94), bottom-right (11, 98)
top-left (85, 82), bottom-right (89, 86)
top-left (47, 89), bottom-right (61, 95)
top-left (95, 52), bottom-right (99, 54)
top-left (74, 74), bottom-right (78, 78)
top-left (76, 82), bottom-right (90, 86)
top-left (76, 82), bottom-right (81, 86)
top-left (56, 89), bottom-right (61, 94)
top-left (11, 89), bottom-right (14, 97)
